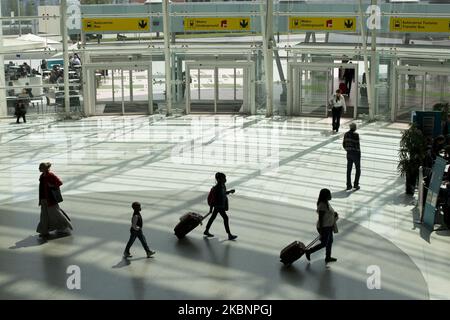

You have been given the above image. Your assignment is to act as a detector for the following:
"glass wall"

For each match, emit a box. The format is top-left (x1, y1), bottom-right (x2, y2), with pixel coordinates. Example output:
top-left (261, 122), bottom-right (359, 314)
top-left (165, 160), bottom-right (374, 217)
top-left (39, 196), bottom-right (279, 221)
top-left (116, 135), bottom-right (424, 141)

top-left (0, 0), bottom-right (449, 121)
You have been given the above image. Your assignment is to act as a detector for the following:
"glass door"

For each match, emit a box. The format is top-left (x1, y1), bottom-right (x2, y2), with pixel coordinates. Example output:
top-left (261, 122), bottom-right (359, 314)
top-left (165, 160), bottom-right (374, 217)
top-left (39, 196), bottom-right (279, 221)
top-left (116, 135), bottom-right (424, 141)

top-left (94, 66), bottom-right (152, 115)
top-left (299, 67), bottom-right (331, 117)
top-left (189, 68), bottom-right (215, 113)
top-left (123, 68), bottom-right (152, 114)
top-left (95, 69), bottom-right (122, 114)
top-left (396, 71), bottom-right (425, 122)
top-left (217, 67), bottom-right (244, 113)
top-left (186, 63), bottom-right (253, 115)
top-left (425, 73), bottom-right (450, 110)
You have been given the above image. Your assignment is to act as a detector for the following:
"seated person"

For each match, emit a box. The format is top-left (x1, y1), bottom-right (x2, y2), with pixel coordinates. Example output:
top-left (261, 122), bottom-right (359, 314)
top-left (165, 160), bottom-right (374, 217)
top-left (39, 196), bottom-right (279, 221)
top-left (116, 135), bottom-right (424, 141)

top-left (41, 59), bottom-right (48, 71)
top-left (432, 135), bottom-right (446, 159)
top-left (7, 82), bottom-right (15, 97)
top-left (25, 83), bottom-right (33, 98)
top-left (444, 146), bottom-right (450, 163)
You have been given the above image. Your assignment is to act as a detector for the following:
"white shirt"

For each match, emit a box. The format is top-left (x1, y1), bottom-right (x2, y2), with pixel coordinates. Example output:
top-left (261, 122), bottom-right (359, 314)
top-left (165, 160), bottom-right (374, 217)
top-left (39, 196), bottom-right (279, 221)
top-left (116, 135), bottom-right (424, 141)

top-left (316, 202), bottom-right (337, 228)
top-left (330, 95), bottom-right (346, 112)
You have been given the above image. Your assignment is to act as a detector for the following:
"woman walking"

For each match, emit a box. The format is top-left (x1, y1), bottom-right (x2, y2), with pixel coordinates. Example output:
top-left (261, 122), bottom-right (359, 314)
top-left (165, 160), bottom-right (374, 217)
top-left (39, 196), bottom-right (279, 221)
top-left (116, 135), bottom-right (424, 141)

top-left (305, 189), bottom-right (339, 264)
top-left (36, 162), bottom-right (73, 238)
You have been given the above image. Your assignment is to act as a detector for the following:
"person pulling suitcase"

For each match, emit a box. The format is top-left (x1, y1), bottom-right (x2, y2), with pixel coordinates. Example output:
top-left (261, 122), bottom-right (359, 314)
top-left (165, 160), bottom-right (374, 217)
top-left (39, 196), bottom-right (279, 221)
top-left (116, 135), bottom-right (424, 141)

top-left (305, 189), bottom-right (339, 265)
top-left (204, 172), bottom-right (238, 240)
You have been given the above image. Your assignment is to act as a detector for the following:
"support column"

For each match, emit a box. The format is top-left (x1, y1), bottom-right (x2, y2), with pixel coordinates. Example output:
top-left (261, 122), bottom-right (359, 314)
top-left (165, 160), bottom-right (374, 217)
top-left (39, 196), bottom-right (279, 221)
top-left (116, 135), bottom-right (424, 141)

top-left (390, 58), bottom-right (397, 122)
top-left (176, 56), bottom-right (182, 103)
top-left (129, 70), bottom-right (133, 103)
top-left (358, 0), bottom-right (374, 120)
top-left (0, 3), bottom-right (6, 117)
top-left (18, 0), bottom-right (22, 37)
top-left (162, 0), bottom-right (172, 116)
top-left (60, 0), bottom-right (70, 115)
top-left (261, 0), bottom-right (274, 117)
top-left (82, 52), bottom-right (92, 116)
top-left (256, 49), bottom-right (262, 105)
top-left (369, 0), bottom-right (378, 119)
top-left (274, 49), bottom-right (287, 103)
top-left (171, 52), bottom-right (176, 105)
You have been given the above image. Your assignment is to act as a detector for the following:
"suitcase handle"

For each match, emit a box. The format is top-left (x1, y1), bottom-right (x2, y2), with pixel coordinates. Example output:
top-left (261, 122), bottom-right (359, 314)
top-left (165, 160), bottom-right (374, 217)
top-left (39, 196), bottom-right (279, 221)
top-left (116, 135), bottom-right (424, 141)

top-left (305, 235), bottom-right (321, 250)
top-left (202, 211), bottom-right (212, 221)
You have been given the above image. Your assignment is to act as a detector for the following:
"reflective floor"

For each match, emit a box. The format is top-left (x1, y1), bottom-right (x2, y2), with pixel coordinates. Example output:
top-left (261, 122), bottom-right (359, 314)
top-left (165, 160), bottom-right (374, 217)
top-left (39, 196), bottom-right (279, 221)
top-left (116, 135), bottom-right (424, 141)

top-left (0, 115), bottom-right (449, 299)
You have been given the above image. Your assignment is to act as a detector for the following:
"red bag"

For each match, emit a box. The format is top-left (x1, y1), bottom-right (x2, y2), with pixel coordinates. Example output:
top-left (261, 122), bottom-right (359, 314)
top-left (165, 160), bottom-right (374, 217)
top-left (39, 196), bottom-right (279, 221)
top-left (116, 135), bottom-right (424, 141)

top-left (339, 83), bottom-right (347, 94)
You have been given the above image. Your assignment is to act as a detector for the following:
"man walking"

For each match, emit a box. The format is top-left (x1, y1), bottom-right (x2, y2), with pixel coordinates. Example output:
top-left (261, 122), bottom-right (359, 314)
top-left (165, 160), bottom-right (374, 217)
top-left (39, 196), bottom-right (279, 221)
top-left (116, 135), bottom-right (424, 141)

top-left (343, 123), bottom-right (361, 191)
top-left (343, 63), bottom-right (355, 95)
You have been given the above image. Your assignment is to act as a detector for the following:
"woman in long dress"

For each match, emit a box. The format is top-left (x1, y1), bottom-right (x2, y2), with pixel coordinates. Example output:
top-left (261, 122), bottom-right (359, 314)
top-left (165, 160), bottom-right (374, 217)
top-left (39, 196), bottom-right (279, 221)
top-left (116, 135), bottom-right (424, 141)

top-left (36, 162), bottom-right (73, 238)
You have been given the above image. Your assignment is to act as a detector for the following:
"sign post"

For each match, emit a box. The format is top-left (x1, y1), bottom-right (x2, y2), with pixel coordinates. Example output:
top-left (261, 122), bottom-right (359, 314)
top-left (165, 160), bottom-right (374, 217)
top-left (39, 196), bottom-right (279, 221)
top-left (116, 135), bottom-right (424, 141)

top-left (184, 17), bottom-right (251, 31)
top-left (390, 17), bottom-right (450, 33)
top-left (423, 157), bottom-right (447, 230)
top-left (82, 18), bottom-right (151, 33)
top-left (289, 17), bottom-right (357, 32)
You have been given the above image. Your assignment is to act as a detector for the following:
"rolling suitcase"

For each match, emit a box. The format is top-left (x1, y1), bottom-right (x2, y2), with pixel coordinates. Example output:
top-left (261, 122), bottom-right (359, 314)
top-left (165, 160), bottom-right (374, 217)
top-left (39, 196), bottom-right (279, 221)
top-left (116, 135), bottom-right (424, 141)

top-left (280, 235), bottom-right (321, 266)
top-left (174, 212), bottom-right (211, 239)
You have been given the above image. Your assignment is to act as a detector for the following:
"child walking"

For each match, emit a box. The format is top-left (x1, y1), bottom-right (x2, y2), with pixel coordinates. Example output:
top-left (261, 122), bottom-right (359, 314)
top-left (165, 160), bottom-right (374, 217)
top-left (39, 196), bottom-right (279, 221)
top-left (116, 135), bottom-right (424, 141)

top-left (123, 202), bottom-right (156, 259)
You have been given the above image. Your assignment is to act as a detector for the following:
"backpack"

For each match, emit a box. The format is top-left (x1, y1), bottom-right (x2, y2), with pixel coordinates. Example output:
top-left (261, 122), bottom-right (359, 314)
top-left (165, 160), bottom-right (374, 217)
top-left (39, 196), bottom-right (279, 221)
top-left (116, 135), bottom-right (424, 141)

top-left (207, 186), bottom-right (217, 207)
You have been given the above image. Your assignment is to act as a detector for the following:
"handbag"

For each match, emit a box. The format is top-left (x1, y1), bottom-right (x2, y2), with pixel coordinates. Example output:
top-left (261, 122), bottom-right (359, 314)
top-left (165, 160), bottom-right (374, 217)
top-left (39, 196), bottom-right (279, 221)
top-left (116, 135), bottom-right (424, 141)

top-left (50, 187), bottom-right (63, 203)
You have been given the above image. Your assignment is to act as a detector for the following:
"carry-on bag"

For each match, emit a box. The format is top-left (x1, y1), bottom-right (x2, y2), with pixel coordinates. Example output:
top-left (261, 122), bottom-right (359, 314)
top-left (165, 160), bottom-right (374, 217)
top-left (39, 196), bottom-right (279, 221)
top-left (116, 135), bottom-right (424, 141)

top-left (174, 212), bottom-right (211, 239)
top-left (280, 235), bottom-right (321, 266)
top-left (339, 82), bottom-right (347, 94)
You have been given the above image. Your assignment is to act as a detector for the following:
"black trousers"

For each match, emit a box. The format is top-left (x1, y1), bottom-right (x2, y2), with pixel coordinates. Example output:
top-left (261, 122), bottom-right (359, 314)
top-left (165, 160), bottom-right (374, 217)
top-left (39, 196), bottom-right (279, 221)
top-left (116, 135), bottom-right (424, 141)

top-left (308, 227), bottom-right (333, 259)
top-left (346, 152), bottom-right (361, 188)
top-left (332, 107), bottom-right (343, 132)
top-left (16, 114), bottom-right (26, 123)
top-left (345, 78), bottom-right (353, 94)
top-left (124, 229), bottom-right (150, 254)
top-left (205, 208), bottom-right (231, 234)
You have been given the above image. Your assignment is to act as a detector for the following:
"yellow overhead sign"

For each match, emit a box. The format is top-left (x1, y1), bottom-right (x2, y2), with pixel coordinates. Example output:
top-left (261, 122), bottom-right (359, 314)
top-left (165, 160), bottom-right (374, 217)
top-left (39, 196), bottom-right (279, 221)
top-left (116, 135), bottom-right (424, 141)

top-left (390, 17), bottom-right (450, 33)
top-left (184, 17), bottom-right (251, 31)
top-left (82, 18), bottom-right (150, 32)
top-left (289, 17), bottom-right (357, 31)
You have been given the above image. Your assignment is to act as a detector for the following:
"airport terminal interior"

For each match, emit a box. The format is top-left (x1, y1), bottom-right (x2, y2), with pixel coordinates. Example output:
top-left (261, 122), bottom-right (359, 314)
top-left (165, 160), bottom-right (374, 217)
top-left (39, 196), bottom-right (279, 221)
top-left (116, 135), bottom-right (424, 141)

top-left (0, 0), bottom-right (450, 300)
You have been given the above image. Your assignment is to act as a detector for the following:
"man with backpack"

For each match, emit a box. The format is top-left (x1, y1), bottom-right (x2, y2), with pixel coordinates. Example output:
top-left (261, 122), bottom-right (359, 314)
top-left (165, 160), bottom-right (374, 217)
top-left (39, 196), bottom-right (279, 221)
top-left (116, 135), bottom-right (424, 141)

top-left (204, 172), bottom-right (238, 240)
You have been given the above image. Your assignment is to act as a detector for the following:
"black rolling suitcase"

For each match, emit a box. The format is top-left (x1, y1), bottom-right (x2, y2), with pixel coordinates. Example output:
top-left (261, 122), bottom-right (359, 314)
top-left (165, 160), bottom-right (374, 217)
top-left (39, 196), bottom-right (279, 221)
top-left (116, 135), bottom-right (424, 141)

top-left (174, 212), bottom-right (211, 239)
top-left (280, 235), bottom-right (321, 266)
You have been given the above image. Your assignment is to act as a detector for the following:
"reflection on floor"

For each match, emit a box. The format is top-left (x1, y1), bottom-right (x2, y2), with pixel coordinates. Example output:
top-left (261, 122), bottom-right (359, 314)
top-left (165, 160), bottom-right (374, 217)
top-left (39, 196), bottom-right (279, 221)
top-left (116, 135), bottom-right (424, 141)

top-left (0, 115), bottom-right (448, 299)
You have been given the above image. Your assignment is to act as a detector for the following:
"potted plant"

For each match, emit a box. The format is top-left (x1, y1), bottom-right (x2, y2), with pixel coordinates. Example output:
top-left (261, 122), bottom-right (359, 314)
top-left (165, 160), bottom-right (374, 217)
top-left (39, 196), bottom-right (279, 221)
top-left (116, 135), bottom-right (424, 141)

top-left (398, 124), bottom-right (427, 195)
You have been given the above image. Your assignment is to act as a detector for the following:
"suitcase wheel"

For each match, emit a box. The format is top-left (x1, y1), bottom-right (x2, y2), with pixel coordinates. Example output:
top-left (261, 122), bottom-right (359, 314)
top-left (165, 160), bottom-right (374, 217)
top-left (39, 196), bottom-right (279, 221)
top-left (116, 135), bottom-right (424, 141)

top-left (175, 233), bottom-right (185, 239)
top-left (280, 259), bottom-right (292, 267)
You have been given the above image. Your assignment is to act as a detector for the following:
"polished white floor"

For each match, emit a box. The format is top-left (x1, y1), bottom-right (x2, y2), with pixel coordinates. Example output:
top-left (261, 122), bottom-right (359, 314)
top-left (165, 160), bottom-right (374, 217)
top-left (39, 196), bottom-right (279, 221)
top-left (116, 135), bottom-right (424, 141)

top-left (0, 114), bottom-right (449, 299)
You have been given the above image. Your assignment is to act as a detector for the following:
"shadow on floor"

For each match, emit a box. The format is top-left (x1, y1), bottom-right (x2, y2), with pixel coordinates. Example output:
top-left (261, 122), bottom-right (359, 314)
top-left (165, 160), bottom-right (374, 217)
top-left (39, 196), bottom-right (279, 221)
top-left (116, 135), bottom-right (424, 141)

top-left (112, 257), bottom-right (151, 269)
top-left (9, 232), bottom-right (71, 249)
top-left (332, 190), bottom-right (352, 199)
top-left (9, 235), bottom-right (46, 249)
